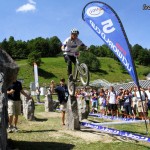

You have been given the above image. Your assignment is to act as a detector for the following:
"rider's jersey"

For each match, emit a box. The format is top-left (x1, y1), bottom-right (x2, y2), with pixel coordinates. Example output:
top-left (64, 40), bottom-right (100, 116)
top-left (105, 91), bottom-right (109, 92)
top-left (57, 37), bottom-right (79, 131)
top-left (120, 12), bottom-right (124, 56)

top-left (62, 37), bottom-right (85, 56)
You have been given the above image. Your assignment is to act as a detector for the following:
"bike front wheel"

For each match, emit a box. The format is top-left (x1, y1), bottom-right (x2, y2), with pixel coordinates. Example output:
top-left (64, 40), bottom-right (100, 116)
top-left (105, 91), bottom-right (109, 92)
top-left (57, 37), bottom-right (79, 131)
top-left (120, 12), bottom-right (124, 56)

top-left (78, 63), bottom-right (89, 86)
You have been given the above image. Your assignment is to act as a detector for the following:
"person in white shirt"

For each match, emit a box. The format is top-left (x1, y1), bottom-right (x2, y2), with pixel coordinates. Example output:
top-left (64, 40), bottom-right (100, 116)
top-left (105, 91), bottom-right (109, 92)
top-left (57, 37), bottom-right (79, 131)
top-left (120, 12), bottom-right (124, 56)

top-left (61, 28), bottom-right (87, 76)
top-left (108, 86), bottom-right (118, 117)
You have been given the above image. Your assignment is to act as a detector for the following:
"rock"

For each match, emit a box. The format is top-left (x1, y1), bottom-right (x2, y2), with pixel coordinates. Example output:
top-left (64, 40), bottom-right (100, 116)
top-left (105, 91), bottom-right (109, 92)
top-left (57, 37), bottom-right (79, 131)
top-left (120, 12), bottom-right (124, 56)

top-left (0, 49), bottom-right (19, 150)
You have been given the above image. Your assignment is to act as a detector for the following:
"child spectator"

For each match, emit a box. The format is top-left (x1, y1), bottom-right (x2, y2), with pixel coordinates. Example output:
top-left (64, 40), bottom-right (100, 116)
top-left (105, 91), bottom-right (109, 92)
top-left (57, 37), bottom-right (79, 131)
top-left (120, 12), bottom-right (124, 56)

top-left (91, 89), bottom-right (98, 113)
top-left (98, 88), bottom-right (107, 115)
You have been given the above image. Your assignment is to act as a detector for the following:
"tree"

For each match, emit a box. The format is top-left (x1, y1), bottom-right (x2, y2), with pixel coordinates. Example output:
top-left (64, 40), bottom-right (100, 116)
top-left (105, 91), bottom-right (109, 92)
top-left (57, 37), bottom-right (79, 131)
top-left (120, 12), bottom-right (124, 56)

top-left (27, 51), bottom-right (42, 66)
top-left (0, 38), bottom-right (9, 51)
top-left (132, 44), bottom-right (143, 60)
top-left (15, 40), bottom-right (28, 58)
top-left (137, 49), bottom-right (150, 66)
top-left (79, 51), bottom-right (100, 71)
top-left (27, 37), bottom-right (49, 57)
top-left (48, 36), bottom-right (62, 57)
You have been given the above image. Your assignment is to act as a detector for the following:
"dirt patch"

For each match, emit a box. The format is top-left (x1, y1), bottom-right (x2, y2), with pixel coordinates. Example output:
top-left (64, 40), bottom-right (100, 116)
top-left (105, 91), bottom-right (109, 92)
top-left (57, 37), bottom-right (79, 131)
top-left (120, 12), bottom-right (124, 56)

top-left (37, 112), bottom-right (61, 118)
top-left (35, 112), bottom-right (137, 144)
top-left (59, 127), bottom-right (137, 143)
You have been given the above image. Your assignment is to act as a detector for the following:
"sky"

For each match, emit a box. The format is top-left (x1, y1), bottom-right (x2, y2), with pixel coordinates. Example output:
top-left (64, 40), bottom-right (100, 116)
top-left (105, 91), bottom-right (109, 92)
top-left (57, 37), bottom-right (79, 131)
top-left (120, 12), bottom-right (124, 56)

top-left (0, 0), bottom-right (150, 49)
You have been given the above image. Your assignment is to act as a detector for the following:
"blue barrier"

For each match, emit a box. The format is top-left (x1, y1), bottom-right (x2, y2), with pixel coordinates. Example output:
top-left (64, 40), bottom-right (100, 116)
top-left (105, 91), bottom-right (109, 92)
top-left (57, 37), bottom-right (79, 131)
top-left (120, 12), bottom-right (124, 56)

top-left (89, 113), bottom-right (141, 122)
top-left (81, 122), bottom-right (150, 142)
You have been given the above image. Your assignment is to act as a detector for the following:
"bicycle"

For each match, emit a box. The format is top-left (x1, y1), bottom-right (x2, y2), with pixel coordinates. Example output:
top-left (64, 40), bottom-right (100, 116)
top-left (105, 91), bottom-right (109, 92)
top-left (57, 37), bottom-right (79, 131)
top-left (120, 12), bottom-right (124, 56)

top-left (64, 51), bottom-right (90, 96)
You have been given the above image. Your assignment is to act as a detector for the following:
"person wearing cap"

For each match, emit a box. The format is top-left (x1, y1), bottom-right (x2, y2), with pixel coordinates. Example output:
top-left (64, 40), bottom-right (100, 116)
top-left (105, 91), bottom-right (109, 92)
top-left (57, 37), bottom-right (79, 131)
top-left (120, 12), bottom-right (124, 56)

top-left (61, 28), bottom-right (87, 76)
top-left (117, 87), bottom-right (124, 117)
top-left (55, 78), bottom-right (69, 125)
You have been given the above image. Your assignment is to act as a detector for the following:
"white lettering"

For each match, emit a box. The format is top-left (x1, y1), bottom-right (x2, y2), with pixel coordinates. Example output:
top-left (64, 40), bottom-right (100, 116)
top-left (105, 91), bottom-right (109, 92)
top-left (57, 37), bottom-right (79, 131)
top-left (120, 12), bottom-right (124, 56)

top-left (89, 20), bottom-right (132, 73)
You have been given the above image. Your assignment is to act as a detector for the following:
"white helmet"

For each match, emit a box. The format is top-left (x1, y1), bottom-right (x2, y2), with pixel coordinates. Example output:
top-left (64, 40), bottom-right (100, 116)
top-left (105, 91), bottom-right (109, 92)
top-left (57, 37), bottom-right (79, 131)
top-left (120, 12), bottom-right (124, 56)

top-left (71, 28), bottom-right (79, 35)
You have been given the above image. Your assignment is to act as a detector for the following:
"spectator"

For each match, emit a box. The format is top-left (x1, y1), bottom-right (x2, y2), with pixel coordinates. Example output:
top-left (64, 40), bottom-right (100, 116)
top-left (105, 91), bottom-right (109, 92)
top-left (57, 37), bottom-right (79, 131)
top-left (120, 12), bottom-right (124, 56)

top-left (117, 87), bottom-right (125, 117)
top-left (104, 89), bottom-right (109, 115)
top-left (135, 86), bottom-right (148, 120)
top-left (108, 86), bottom-right (118, 117)
top-left (122, 90), bottom-right (133, 118)
top-left (130, 86), bottom-right (138, 118)
top-left (132, 92), bottom-right (138, 119)
top-left (7, 79), bottom-right (31, 133)
top-left (49, 80), bottom-right (55, 94)
top-left (35, 87), bottom-right (41, 103)
top-left (98, 88), bottom-right (107, 115)
top-left (91, 89), bottom-right (98, 113)
top-left (55, 78), bottom-right (69, 125)
top-left (84, 87), bottom-right (91, 113)
top-left (145, 86), bottom-right (150, 110)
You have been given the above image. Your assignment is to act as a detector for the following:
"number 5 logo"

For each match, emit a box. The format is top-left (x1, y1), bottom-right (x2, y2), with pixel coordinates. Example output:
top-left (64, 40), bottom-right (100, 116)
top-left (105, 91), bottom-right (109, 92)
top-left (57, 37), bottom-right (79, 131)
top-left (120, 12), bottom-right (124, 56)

top-left (101, 19), bottom-right (115, 33)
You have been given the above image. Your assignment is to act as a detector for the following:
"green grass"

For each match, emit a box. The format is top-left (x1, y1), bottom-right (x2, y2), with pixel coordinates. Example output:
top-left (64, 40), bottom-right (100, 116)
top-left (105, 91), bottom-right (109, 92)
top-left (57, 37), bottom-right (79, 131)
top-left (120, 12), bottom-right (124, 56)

top-left (8, 57), bottom-right (150, 149)
top-left (8, 104), bottom-right (150, 150)
top-left (16, 57), bottom-right (150, 88)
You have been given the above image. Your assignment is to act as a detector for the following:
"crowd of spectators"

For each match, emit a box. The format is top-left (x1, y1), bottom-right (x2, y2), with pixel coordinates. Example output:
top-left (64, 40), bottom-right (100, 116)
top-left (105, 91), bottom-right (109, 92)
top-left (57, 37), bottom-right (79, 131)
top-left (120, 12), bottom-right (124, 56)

top-left (75, 86), bottom-right (150, 120)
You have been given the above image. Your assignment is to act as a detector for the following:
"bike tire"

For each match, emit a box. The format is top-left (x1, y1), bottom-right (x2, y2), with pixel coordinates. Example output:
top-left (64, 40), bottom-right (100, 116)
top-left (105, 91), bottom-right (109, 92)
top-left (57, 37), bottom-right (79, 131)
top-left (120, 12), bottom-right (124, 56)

top-left (68, 75), bottom-right (75, 96)
top-left (78, 63), bottom-right (89, 86)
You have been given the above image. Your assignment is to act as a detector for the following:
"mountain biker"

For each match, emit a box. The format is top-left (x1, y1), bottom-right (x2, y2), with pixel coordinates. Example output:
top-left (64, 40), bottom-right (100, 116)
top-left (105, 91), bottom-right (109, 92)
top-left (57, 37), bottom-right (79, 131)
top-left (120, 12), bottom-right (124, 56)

top-left (61, 28), bottom-right (87, 76)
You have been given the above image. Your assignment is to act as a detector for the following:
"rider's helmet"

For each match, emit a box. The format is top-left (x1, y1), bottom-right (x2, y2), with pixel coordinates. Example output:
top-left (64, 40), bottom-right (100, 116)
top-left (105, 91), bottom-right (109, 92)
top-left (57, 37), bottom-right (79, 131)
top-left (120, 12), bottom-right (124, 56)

top-left (71, 28), bottom-right (79, 35)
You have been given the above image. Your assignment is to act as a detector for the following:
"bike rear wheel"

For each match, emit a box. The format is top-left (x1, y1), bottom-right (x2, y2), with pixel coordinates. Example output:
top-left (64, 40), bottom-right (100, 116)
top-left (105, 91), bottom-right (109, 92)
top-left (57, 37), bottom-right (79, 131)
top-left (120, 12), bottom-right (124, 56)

top-left (78, 63), bottom-right (89, 86)
top-left (67, 74), bottom-right (75, 96)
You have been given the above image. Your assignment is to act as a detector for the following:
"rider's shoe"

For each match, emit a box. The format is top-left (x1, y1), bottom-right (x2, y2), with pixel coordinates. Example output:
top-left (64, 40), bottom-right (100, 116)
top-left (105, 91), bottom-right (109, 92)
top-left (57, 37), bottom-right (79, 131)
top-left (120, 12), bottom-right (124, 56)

top-left (68, 74), bottom-right (73, 81)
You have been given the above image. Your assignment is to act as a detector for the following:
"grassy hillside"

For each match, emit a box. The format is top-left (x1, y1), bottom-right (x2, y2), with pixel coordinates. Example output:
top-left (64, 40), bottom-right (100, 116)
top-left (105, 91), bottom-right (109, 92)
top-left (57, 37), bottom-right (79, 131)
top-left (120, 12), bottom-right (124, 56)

top-left (16, 57), bottom-right (150, 88)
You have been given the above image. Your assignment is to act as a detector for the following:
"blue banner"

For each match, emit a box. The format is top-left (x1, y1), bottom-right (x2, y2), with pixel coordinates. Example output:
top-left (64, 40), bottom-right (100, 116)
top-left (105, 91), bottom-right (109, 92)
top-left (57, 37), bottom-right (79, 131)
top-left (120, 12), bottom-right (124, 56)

top-left (81, 122), bottom-right (150, 142)
top-left (82, 1), bottom-right (138, 85)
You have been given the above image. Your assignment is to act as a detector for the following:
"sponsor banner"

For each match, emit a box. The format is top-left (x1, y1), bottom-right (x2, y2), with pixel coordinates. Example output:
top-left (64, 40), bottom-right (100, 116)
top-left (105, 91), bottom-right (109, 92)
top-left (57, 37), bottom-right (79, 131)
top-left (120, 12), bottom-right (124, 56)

top-left (89, 113), bottom-right (139, 122)
top-left (82, 1), bottom-right (138, 85)
top-left (81, 122), bottom-right (150, 142)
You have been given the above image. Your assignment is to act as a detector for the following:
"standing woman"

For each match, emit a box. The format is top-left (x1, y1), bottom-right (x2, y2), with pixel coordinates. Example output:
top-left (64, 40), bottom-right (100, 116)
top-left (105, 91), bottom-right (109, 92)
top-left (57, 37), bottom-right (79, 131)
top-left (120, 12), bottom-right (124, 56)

top-left (122, 90), bottom-right (133, 118)
top-left (49, 80), bottom-right (55, 94)
top-left (98, 88), bottom-right (107, 115)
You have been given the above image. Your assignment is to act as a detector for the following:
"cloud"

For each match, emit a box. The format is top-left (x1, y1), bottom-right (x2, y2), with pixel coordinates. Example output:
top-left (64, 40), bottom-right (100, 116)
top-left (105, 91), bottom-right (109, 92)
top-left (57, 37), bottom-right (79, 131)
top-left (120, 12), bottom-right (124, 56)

top-left (28, 0), bottom-right (36, 5)
top-left (16, 0), bottom-right (36, 13)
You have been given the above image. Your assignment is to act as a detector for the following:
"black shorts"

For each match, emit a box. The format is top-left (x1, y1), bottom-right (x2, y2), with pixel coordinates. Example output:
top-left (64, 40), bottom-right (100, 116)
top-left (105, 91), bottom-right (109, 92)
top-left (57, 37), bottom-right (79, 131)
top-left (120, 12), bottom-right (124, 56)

top-left (109, 104), bottom-right (117, 111)
top-left (64, 55), bottom-right (76, 64)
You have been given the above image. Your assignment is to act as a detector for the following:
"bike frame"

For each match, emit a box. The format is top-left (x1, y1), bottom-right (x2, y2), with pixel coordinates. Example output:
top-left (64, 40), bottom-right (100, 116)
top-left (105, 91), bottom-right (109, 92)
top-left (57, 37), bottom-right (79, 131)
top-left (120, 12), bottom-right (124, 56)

top-left (72, 54), bottom-right (80, 81)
